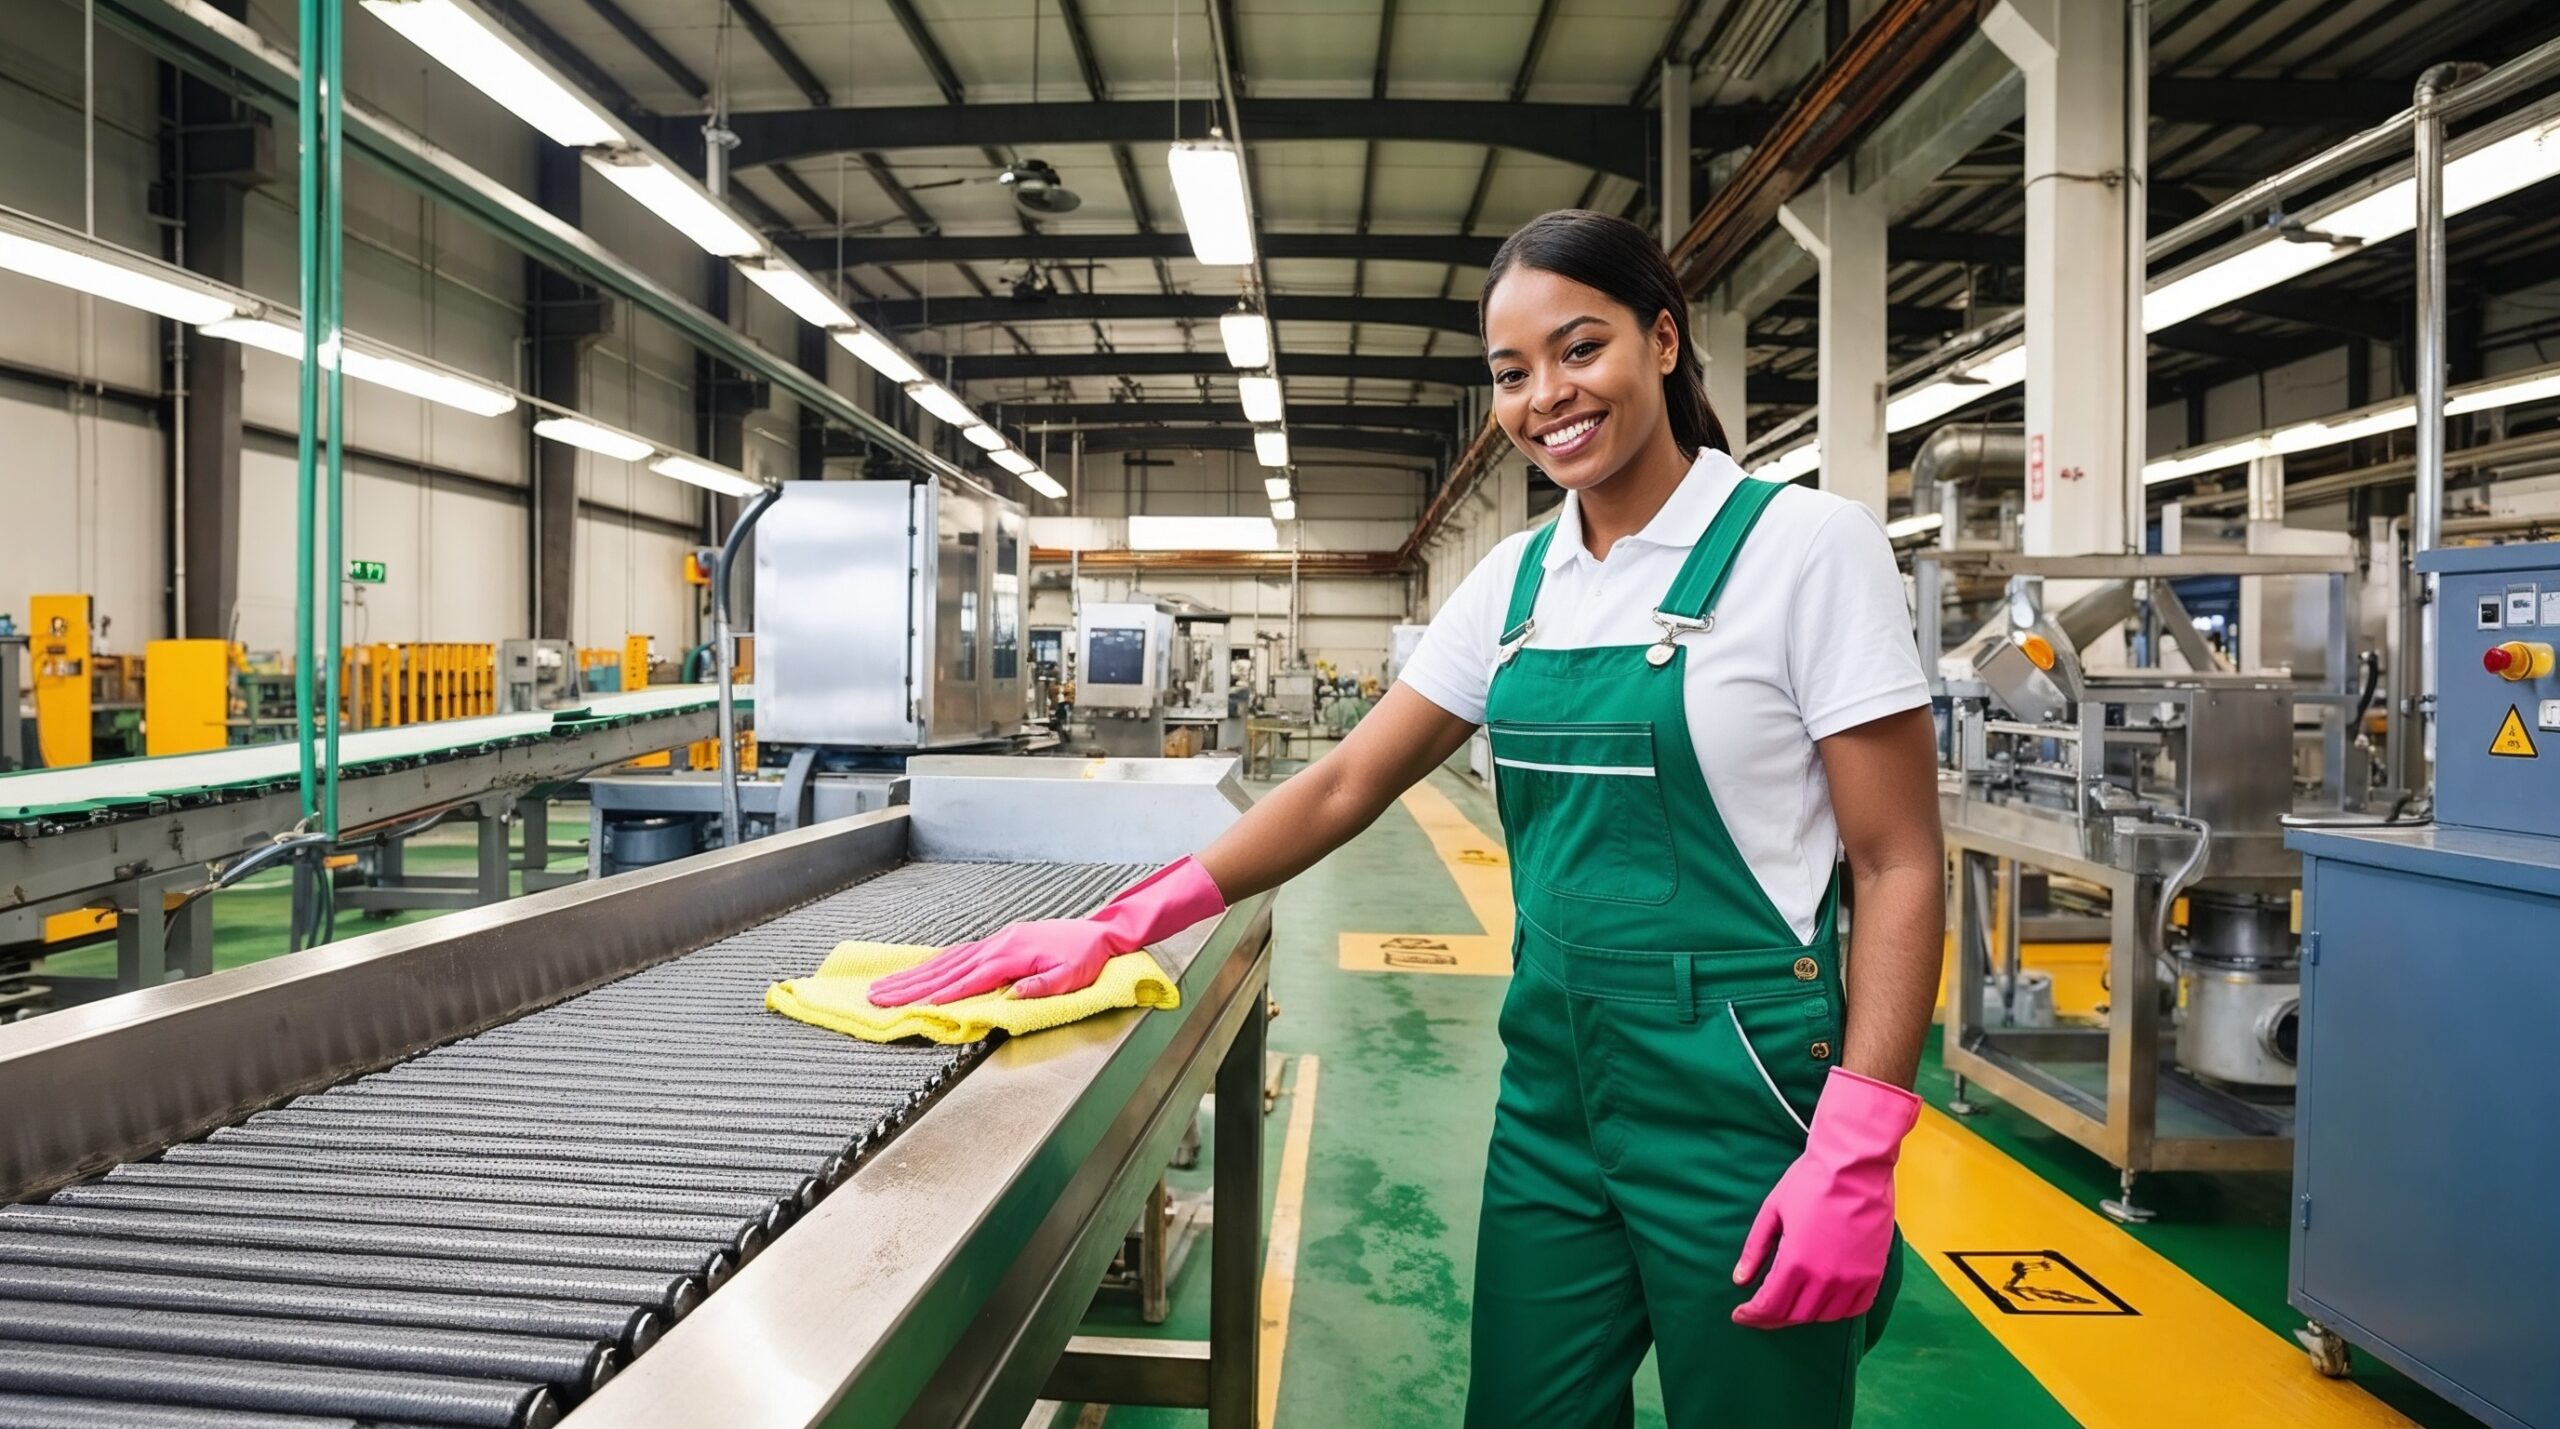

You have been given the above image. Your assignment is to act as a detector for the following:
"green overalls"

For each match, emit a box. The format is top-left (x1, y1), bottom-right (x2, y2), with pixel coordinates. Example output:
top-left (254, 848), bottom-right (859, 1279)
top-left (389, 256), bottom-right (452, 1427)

top-left (1464, 478), bottom-right (1900, 1428)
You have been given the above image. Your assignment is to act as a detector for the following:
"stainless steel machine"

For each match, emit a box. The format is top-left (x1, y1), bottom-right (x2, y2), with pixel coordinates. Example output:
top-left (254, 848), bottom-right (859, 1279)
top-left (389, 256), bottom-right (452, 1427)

top-left (0, 757), bottom-right (1272, 1427)
top-left (1929, 549), bottom-right (2363, 1220)
top-left (497, 640), bottom-right (584, 714)
top-left (1078, 600), bottom-right (1175, 760)
top-left (2287, 542), bottom-right (2560, 1425)
top-left (590, 482), bottom-right (1045, 875)
top-left (754, 481), bottom-right (1027, 751)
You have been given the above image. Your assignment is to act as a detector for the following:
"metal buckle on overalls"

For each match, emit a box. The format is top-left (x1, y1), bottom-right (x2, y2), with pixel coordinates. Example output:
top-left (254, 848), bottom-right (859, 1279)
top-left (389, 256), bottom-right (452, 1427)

top-left (1645, 610), bottom-right (1711, 668)
top-left (1498, 619), bottom-right (1536, 666)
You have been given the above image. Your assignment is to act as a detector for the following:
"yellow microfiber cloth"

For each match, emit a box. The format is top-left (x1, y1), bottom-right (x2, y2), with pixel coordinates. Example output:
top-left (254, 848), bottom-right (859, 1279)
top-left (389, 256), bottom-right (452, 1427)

top-left (764, 940), bottom-right (1181, 1045)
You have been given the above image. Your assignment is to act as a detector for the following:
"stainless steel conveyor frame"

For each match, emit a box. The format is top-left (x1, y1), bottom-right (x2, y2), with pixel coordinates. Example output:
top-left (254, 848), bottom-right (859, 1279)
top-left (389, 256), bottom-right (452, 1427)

top-left (0, 756), bottom-right (1272, 1428)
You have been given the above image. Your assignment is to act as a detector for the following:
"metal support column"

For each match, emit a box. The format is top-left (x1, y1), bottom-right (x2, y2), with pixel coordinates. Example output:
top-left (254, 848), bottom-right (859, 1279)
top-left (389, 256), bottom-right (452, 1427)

top-left (173, 0), bottom-right (267, 642)
top-left (1207, 990), bottom-right (1267, 1427)
top-left (1984, 0), bottom-right (2134, 563)
top-left (1695, 294), bottom-right (1750, 453)
top-left (530, 146), bottom-right (605, 643)
top-left (1778, 165), bottom-right (1889, 517)
top-left (1658, 59), bottom-right (1690, 251)
top-left (475, 798), bottom-right (512, 906)
top-left (113, 867), bottom-right (211, 992)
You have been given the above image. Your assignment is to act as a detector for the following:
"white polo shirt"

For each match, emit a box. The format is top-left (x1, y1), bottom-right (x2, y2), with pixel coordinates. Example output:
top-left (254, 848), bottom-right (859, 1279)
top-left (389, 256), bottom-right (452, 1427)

top-left (1399, 449), bottom-right (1930, 941)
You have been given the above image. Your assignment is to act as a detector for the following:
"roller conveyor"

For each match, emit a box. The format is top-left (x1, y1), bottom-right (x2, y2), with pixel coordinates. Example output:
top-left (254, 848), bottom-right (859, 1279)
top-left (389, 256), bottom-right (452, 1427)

top-left (0, 757), bottom-right (1278, 1429)
top-left (0, 858), bottom-right (1144, 1426)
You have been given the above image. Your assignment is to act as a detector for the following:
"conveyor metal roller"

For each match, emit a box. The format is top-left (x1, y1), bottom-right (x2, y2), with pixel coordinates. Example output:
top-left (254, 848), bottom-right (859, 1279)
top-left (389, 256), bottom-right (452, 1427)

top-left (0, 1341), bottom-right (562, 1427)
top-left (0, 1391), bottom-right (362, 1427)
top-left (0, 1297), bottom-right (619, 1394)
top-left (0, 859), bottom-right (1148, 1427)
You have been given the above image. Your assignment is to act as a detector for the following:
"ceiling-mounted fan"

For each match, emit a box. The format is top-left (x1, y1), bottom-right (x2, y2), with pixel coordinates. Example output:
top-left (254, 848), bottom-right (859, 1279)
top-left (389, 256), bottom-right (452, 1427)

top-left (905, 158), bottom-right (1082, 217)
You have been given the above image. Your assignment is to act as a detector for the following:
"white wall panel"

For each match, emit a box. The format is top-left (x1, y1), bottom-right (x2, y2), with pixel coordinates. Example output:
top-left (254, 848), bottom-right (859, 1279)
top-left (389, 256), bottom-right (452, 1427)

top-left (577, 513), bottom-right (697, 657)
top-left (0, 388), bottom-right (165, 646)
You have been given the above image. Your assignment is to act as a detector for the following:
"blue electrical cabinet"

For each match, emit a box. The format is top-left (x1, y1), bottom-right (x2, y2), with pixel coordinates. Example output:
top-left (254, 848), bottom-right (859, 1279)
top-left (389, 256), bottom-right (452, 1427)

top-left (2287, 542), bottom-right (2560, 1429)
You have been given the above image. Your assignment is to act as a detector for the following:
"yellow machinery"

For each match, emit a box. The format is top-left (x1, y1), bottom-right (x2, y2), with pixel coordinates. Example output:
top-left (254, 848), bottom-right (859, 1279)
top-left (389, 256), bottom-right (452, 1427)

top-left (143, 640), bottom-right (232, 756)
top-left (344, 643), bottom-right (498, 729)
top-left (30, 594), bottom-right (90, 769)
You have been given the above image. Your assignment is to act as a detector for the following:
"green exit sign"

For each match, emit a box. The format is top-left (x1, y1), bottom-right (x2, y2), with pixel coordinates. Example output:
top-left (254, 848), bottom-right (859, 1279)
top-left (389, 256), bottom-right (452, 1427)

top-left (348, 560), bottom-right (388, 584)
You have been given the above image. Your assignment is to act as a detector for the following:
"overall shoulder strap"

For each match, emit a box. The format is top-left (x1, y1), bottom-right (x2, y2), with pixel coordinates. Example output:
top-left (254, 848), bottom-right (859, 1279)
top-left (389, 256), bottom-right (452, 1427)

top-left (1498, 523), bottom-right (1560, 645)
top-left (1657, 477), bottom-right (1786, 622)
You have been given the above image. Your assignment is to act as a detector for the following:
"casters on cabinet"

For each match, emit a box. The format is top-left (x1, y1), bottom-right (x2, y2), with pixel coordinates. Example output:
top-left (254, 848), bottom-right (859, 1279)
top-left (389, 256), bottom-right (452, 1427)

top-left (2298, 1321), bottom-right (2351, 1378)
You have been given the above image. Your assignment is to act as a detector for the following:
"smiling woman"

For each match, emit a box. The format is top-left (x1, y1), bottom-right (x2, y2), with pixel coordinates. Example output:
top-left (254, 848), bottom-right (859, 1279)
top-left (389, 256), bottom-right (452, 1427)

top-left (874, 207), bottom-right (1945, 1429)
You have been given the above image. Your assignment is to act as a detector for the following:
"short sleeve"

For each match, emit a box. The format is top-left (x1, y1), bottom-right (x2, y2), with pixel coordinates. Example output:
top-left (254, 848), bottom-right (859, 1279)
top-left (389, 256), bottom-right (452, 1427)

top-left (1788, 502), bottom-right (1931, 740)
top-left (1394, 536), bottom-right (1525, 726)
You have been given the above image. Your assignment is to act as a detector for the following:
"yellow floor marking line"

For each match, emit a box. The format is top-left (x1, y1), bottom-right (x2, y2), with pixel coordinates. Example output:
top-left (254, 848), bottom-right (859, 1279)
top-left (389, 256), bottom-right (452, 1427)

top-left (1260, 1055), bottom-right (1321, 1426)
top-left (1338, 781), bottom-right (1514, 975)
top-left (1896, 1105), bottom-right (2412, 1428)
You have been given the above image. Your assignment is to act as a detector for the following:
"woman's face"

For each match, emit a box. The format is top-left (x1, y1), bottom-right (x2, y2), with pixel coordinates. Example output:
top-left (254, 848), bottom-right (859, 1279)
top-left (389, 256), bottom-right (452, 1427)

top-left (1483, 265), bottom-right (1681, 492)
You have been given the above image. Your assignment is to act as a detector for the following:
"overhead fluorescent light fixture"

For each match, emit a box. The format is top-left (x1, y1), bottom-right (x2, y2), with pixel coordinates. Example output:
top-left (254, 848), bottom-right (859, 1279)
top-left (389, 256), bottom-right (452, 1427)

top-left (533, 416), bottom-right (652, 461)
top-left (1748, 442), bottom-right (1821, 483)
top-left (1237, 374), bottom-right (1283, 423)
top-left (0, 213), bottom-right (243, 325)
top-left (649, 453), bottom-right (763, 498)
top-left (1168, 142), bottom-right (1256, 265)
top-left (834, 326), bottom-right (925, 385)
top-left (585, 149), bottom-right (763, 258)
top-left (1883, 512), bottom-right (1945, 540)
top-left (990, 448), bottom-right (1039, 476)
top-left (1019, 469), bottom-right (1067, 500)
top-left (1264, 475), bottom-right (1293, 501)
top-left (1130, 514), bottom-right (1279, 551)
top-left (359, 0), bottom-right (620, 147)
top-left (2141, 359), bottom-right (2560, 486)
top-left (1220, 309), bottom-right (1272, 368)
top-left (1270, 499), bottom-right (1298, 521)
top-left (905, 381), bottom-right (980, 428)
top-left (737, 260), bottom-right (854, 329)
top-left (1884, 343), bottom-right (2028, 433)
top-left (1254, 429), bottom-right (1290, 467)
top-left (2143, 108), bottom-right (2560, 332)
top-left (961, 424), bottom-right (1007, 451)
top-left (338, 348), bottom-right (518, 416)
top-left (199, 316), bottom-right (304, 358)
top-left (199, 316), bottom-right (517, 416)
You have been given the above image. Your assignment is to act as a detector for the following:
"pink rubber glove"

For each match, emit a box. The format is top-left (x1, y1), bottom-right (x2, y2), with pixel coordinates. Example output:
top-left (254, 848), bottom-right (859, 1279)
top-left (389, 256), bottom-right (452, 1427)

top-left (868, 857), bottom-right (1228, 1006)
top-left (1730, 1066), bottom-right (1921, 1329)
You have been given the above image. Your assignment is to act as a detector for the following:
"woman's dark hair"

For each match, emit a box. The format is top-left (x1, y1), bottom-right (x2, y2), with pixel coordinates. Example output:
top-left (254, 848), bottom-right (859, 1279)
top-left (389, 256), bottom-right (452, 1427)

top-left (1479, 209), bottom-right (1730, 458)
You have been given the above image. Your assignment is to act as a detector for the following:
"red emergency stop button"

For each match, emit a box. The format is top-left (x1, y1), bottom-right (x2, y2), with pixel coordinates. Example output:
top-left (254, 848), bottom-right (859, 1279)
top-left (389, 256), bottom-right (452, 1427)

top-left (2486, 641), bottom-right (2555, 681)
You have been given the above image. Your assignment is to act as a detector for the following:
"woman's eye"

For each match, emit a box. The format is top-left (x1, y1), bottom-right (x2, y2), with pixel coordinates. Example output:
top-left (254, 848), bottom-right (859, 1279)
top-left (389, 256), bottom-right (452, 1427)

top-left (1566, 341), bottom-right (1601, 361)
top-left (1493, 368), bottom-right (1524, 387)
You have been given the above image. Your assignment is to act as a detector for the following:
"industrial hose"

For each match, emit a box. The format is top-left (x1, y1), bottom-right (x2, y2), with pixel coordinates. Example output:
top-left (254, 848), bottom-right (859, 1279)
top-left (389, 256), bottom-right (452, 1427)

top-left (713, 485), bottom-right (784, 851)
top-left (2150, 812), bottom-right (2214, 980)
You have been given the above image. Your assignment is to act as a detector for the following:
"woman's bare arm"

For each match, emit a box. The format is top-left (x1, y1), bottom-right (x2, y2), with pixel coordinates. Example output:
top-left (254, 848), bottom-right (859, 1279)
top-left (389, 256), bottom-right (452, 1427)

top-left (1195, 683), bottom-right (1480, 900)
top-left (1817, 706), bottom-right (1945, 1089)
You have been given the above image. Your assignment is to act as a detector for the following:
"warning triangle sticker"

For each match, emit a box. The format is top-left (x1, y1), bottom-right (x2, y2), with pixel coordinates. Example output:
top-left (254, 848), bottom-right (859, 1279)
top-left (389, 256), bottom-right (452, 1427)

top-left (2491, 705), bottom-right (2539, 758)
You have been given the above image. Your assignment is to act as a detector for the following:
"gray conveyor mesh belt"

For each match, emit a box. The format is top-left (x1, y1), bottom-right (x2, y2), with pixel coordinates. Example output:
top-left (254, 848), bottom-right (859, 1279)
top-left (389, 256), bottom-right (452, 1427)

top-left (5, 858), bottom-right (1149, 1428)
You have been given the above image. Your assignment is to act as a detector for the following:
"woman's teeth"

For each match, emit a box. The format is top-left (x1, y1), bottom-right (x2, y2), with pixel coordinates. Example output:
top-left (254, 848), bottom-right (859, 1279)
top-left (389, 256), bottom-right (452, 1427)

top-left (1539, 416), bottom-right (1601, 451)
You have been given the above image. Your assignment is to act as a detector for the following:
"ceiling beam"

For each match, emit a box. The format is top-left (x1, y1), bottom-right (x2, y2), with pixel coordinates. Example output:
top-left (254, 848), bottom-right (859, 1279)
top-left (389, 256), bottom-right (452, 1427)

top-left (1761, 295), bottom-right (1967, 335)
top-left (863, 293), bottom-right (1476, 334)
top-left (728, 0), bottom-right (830, 108)
top-left (884, 0), bottom-right (967, 105)
top-left (1004, 402), bottom-right (1465, 433)
top-left (1890, 226), bottom-right (2019, 264)
top-left (645, 100), bottom-right (1772, 182)
top-left (777, 230), bottom-right (1503, 270)
top-left (2148, 76), bottom-right (2414, 126)
top-left (575, 0), bottom-right (705, 101)
top-left (2230, 290), bottom-right (2404, 346)
top-left (950, 352), bottom-right (1488, 385)
top-left (1070, 425), bottom-right (1449, 459)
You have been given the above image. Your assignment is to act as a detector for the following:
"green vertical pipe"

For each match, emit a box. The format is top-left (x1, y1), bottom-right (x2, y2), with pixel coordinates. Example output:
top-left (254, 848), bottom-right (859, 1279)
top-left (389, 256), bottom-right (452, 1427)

top-left (290, 0), bottom-right (322, 826)
top-left (320, 0), bottom-right (345, 838)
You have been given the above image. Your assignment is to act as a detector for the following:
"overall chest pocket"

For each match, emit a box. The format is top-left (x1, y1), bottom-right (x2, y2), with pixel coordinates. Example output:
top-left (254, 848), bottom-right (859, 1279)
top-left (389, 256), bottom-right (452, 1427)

top-left (1488, 721), bottom-right (1678, 905)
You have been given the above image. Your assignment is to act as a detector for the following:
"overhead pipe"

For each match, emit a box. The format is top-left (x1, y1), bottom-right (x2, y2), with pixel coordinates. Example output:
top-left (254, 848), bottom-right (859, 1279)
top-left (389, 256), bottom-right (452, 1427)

top-left (1909, 423), bottom-right (2026, 490)
top-left (2409, 62), bottom-right (2467, 787)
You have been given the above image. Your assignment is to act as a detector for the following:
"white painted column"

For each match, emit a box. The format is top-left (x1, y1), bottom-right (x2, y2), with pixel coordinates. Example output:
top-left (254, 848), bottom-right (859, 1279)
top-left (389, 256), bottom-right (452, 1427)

top-left (1778, 165), bottom-right (1889, 518)
top-left (1695, 296), bottom-right (1750, 452)
top-left (1985, 0), bottom-right (2134, 560)
top-left (1659, 60), bottom-right (1690, 250)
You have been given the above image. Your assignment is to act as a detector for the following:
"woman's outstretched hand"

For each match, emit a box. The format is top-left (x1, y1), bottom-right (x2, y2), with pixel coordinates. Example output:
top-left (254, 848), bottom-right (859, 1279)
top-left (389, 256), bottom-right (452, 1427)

top-left (868, 857), bottom-right (1229, 1006)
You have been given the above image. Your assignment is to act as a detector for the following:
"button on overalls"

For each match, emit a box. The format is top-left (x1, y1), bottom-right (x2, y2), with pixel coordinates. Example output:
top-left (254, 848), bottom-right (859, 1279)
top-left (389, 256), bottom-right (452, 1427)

top-left (1463, 477), bottom-right (1901, 1428)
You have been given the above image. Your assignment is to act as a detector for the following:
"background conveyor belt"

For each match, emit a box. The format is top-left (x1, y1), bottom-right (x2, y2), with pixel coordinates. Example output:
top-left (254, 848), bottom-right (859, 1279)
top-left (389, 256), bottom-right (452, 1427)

top-left (0, 859), bottom-right (1150, 1427)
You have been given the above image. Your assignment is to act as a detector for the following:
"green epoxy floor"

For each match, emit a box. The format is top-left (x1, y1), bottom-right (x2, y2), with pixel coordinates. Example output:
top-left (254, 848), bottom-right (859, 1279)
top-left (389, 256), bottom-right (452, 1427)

top-left (36, 774), bottom-right (2472, 1427)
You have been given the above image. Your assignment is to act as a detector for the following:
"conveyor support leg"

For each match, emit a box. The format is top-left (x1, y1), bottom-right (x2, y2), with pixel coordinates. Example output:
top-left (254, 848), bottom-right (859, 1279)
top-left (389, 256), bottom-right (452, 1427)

top-left (1208, 979), bottom-right (1265, 1427)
